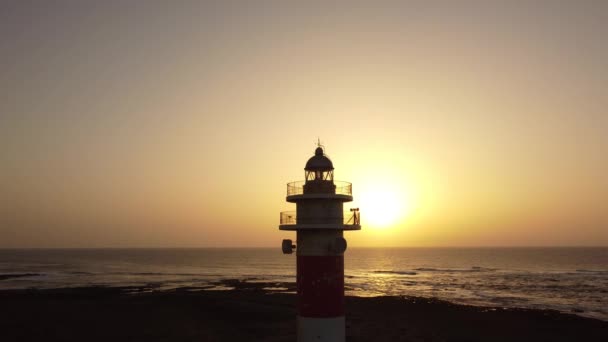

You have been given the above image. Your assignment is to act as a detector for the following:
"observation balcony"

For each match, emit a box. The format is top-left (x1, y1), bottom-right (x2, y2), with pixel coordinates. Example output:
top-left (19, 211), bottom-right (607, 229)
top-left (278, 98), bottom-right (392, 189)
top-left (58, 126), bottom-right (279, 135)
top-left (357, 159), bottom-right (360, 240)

top-left (279, 210), bottom-right (361, 231)
top-left (285, 180), bottom-right (353, 202)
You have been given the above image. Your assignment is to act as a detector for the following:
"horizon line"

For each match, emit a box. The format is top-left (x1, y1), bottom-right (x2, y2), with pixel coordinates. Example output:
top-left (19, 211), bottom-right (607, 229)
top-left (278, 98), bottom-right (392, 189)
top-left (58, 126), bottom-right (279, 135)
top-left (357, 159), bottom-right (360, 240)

top-left (1, 245), bottom-right (607, 250)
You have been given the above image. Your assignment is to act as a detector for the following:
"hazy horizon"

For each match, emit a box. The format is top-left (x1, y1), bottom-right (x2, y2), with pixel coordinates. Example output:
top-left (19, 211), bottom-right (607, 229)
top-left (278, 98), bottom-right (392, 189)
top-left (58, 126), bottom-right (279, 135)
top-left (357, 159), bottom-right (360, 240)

top-left (1, 246), bottom-right (607, 250)
top-left (1, 1), bottom-right (607, 248)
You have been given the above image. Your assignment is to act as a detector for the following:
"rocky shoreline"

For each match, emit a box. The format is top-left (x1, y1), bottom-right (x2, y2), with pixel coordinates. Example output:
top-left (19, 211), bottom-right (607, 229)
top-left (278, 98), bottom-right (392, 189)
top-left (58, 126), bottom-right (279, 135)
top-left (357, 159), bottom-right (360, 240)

top-left (1, 280), bottom-right (606, 341)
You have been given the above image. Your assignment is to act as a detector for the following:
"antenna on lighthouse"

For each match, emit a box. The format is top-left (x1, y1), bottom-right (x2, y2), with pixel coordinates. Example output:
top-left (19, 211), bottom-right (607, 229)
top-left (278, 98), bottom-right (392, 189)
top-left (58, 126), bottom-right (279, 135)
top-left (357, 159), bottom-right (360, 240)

top-left (316, 138), bottom-right (325, 150)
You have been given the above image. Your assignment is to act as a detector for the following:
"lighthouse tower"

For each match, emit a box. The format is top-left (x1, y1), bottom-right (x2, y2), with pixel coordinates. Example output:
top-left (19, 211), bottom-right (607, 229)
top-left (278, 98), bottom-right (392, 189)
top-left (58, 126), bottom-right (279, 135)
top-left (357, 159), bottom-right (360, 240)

top-left (279, 144), bottom-right (361, 342)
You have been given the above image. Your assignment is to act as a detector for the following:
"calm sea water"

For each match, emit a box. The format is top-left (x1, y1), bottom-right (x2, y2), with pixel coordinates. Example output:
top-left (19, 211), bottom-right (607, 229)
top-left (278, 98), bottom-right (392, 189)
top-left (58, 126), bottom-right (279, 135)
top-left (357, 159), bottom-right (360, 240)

top-left (0, 248), bottom-right (606, 321)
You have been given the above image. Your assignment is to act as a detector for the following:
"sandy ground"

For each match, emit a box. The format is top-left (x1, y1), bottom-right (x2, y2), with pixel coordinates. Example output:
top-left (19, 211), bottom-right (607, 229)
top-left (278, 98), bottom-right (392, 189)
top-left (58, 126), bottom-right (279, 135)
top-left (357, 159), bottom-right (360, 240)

top-left (1, 280), bottom-right (606, 341)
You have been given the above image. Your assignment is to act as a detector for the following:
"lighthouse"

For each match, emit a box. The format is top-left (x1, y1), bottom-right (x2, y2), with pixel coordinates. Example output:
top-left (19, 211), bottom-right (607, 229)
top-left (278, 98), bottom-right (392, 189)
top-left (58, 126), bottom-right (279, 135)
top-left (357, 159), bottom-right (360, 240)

top-left (279, 144), bottom-right (361, 342)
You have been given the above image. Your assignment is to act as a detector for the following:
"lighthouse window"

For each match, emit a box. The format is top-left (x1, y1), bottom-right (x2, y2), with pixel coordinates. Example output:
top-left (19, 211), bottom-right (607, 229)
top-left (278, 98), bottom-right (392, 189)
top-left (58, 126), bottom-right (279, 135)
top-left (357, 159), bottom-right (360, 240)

top-left (305, 170), bottom-right (333, 181)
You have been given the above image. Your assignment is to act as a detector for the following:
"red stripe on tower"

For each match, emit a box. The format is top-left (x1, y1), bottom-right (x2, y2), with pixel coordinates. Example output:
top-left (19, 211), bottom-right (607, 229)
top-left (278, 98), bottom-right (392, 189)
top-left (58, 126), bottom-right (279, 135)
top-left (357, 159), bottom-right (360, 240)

top-left (297, 255), bottom-right (344, 317)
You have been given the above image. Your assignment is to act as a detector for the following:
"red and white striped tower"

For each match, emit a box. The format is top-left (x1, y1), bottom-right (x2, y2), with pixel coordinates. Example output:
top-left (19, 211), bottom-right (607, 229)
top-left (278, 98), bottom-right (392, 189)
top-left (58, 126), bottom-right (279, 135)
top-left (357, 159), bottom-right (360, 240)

top-left (280, 144), bottom-right (361, 342)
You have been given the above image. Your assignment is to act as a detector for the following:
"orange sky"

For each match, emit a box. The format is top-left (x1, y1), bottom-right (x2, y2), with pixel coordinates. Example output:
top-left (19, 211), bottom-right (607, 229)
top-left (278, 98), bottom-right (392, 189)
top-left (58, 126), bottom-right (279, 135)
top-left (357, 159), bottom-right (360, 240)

top-left (1, 2), bottom-right (607, 247)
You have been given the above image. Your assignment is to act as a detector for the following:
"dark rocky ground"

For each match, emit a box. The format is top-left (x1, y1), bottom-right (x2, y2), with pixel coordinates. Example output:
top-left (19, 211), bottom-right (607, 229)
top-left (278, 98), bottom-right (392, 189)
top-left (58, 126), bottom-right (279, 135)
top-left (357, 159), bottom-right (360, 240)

top-left (1, 280), bottom-right (606, 342)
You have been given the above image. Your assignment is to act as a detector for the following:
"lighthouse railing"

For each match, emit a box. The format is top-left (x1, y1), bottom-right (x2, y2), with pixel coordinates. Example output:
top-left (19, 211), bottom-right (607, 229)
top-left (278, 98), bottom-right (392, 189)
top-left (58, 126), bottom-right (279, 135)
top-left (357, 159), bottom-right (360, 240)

top-left (280, 211), bottom-right (360, 226)
top-left (286, 181), bottom-right (352, 196)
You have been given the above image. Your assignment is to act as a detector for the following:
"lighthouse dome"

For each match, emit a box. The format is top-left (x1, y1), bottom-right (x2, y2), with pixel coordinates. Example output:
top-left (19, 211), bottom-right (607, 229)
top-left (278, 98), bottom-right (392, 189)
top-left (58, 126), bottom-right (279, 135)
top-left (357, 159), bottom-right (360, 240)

top-left (305, 147), bottom-right (334, 171)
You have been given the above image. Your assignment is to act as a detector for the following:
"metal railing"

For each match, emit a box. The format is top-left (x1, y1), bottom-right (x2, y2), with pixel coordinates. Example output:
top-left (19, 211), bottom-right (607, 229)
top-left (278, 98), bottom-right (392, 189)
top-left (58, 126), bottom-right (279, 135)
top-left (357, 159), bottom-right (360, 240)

top-left (286, 180), bottom-right (352, 196)
top-left (280, 211), bottom-right (298, 225)
top-left (280, 211), bottom-right (360, 225)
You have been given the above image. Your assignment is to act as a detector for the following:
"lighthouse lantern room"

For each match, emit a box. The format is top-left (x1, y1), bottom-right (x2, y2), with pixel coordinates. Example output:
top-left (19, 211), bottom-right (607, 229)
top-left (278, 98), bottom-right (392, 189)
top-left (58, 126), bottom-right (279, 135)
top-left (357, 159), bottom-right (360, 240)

top-left (279, 144), bottom-right (361, 342)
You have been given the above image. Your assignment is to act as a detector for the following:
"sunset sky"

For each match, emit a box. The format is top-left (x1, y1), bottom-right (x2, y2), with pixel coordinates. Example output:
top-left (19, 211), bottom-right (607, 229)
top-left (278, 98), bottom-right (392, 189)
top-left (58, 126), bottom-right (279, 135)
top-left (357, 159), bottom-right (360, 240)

top-left (1, 1), bottom-right (607, 248)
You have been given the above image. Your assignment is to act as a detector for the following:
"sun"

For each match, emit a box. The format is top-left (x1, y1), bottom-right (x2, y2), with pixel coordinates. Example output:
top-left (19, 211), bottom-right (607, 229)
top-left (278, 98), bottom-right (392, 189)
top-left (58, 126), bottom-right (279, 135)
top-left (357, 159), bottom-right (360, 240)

top-left (356, 185), bottom-right (411, 229)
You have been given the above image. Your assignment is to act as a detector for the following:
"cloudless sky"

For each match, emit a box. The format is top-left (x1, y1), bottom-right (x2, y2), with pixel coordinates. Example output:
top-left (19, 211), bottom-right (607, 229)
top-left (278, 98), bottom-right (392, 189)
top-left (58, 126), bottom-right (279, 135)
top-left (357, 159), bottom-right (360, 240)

top-left (1, 1), bottom-right (607, 247)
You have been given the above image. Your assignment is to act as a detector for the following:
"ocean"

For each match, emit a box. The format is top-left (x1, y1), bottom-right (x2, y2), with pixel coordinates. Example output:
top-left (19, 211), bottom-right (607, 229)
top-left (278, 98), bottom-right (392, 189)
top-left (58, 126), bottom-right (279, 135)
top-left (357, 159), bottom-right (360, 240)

top-left (1, 247), bottom-right (606, 321)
